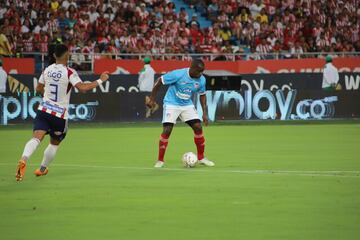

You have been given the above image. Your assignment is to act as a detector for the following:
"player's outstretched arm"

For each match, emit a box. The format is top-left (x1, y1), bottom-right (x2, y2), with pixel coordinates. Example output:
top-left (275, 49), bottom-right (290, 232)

top-left (200, 94), bottom-right (209, 126)
top-left (36, 83), bottom-right (45, 95)
top-left (75, 71), bottom-right (109, 93)
top-left (147, 77), bottom-right (163, 108)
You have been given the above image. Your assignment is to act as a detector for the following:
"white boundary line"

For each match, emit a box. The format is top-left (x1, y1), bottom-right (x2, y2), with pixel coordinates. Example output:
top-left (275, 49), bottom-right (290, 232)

top-left (1, 163), bottom-right (360, 178)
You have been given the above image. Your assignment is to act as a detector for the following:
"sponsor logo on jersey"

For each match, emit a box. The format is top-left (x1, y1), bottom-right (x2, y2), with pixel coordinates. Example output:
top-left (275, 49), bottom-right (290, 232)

top-left (41, 101), bottom-right (65, 114)
top-left (176, 91), bottom-right (191, 100)
top-left (47, 70), bottom-right (63, 82)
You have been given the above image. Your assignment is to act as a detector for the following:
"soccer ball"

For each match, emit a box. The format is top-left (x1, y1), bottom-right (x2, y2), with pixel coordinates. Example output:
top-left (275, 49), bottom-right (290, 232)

top-left (182, 152), bottom-right (198, 168)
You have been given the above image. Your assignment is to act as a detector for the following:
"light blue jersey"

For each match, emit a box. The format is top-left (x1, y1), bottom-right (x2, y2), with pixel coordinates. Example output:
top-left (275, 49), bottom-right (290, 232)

top-left (161, 68), bottom-right (206, 106)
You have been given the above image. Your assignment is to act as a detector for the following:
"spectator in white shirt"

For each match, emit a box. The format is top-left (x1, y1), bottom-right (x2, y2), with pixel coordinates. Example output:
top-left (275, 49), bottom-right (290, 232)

top-left (247, 46), bottom-right (261, 60)
top-left (267, 32), bottom-right (277, 47)
top-left (139, 57), bottom-right (158, 117)
top-left (21, 19), bottom-right (31, 33)
top-left (322, 56), bottom-right (339, 90)
top-left (290, 42), bottom-right (304, 58)
top-left (138, 57), bottom-right (155, 92)
top-left (88, 6), bottom-right (99, 24)
top-left (0, 2), bottom-right (7, 19)
top-left (62, 0), bottom-right (77, 10)
top-left (33, 20), bottom-right (48, 34)
top-left (249, 0), bottom-right (264, 18)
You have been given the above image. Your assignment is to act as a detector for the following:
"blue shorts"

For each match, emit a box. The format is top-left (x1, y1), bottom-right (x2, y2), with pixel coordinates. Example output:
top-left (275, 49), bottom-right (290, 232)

top-left (33, 110), bottom-right (68, 141)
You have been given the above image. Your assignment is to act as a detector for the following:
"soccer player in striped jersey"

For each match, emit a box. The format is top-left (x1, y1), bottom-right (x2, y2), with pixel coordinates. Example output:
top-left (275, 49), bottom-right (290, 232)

top-left (147, 59), bottom-right (215, 168)
top-left (15, 44), bottom-right (109, 181)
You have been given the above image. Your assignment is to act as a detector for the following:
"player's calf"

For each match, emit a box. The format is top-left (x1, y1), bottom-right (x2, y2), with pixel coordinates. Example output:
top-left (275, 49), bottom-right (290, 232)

top-left (189, 121), bottom-right (205, 160)
top-left (154, 123), bottom-right (173, 167)
top-left (188, 120), bottom-right (215, 167)
top-left (16, 137), bottom-right (41, 181)
top-left (158, 133), bottom-right (169, 162)
top-left (21, 137), bottom-right (41, 162)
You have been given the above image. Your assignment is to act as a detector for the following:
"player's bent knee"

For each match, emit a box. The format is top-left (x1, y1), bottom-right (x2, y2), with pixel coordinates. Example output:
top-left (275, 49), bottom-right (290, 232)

top-left (186, 119), bottom-right (202, 133)
top-left (163, 128), bottom-right (173, 136)
top-left (32, 130), bottom-right (47, 141)
top-left (50, 138), bottom-right (62, 146)
top-left (162, 123), bottom-right (174, 136)
top-left (193, 124), bottom-right (202, 133)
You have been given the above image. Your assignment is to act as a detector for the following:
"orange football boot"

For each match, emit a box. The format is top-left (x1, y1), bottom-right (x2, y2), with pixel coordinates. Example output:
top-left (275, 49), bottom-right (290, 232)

top-left (15, 160), bottom-right (27, 181)
top-left (34, 168), bottom-right (49, 177)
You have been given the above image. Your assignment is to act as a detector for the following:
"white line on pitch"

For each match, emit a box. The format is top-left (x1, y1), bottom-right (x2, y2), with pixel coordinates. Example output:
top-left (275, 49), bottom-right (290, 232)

top-left (1, 163), bottom-right (360, 178)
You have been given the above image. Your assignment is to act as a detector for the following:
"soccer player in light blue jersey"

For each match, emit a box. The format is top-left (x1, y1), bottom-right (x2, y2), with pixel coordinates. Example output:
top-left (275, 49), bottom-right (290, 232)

top-left (147, 59), bottom-right (215, 168)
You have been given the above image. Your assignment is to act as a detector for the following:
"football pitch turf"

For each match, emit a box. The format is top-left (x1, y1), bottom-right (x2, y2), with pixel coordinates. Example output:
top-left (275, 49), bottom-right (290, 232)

top-left (0, 122), bottom-right (359, 240)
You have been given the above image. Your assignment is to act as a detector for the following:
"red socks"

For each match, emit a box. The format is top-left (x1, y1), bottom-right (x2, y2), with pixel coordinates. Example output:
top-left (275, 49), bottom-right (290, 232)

top-left (158, 134), bottom-right (169, 162)
top-left (158, 131), bottom-right (205, 162)
top-left (194, 130), bottom-right (205, 160)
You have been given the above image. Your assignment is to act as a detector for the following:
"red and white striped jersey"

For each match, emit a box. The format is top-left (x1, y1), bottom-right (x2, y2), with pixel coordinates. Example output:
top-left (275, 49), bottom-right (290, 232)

top-left (316, 38), bottom-right (330, 48)
top-left (46, 19), bottom-right (58, 33)
top-left (351, 26), bottom-right (359, 43)
top-left (318, 14), bottom-right (326, 24)
top-left (151, 35), bottom-right (165, 46)
top-left (274, 27), bottom-right (284, 40)
top-left (143, 38), bottom-right (153, 48)
top-left (164, 35), bottom-right (174, 45)
top-left (129, 36), bottom-right (138, 48)
top-left (256, 43), bottom-right (272, 54)
top-left (120, 36), bottom-right (130, 46)
top-left (39, 40), bottom-right (48, 53)
top-left (23, 38), bottom-right (34, 52)
top-left (38, 64), bottom-right (82, 119)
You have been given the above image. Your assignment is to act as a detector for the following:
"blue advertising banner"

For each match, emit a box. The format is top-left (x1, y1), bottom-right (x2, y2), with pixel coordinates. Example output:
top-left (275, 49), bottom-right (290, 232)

top-left (1, 90), bottom-right (359, 125)
top-left (1, 73), bottom-right (359, 125)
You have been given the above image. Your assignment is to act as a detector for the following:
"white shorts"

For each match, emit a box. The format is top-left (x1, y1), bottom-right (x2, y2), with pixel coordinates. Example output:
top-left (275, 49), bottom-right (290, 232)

top-left (162, 105), bottom-right (200, 124)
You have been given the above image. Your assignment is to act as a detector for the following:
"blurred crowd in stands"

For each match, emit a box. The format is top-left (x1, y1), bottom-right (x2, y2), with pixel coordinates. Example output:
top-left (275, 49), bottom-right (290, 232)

top-left (0, 0), bottom-right (359, 70)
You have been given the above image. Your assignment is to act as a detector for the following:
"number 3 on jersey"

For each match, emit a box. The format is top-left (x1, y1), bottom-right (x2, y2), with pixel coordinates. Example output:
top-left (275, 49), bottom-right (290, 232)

top-left (49, 83), bottom-right (58, 102)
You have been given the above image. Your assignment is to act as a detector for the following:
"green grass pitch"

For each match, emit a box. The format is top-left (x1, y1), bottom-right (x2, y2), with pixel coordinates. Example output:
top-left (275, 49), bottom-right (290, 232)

top-left (0, 122), bottom-right (360, 240)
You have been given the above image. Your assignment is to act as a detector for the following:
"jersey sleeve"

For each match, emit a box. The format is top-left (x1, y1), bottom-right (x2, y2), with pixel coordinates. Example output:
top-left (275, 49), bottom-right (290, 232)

top-left (198, 77), bottom-right (206, 95)
top-left (161, 69), bottom-right (183, 85)
top-left (68, 68), bottom-right (82, 86)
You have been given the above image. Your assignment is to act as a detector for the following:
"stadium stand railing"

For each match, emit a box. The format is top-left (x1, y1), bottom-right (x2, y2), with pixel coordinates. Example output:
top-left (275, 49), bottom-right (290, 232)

top-left (9, 51), bottom-right (360, 73)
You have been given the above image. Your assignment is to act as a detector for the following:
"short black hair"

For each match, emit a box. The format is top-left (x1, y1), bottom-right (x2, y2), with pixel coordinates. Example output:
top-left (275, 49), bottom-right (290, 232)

top-left (54, 44), bottom-right (68, 58)
top-left (191, 59), bottom-right (204, 68)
